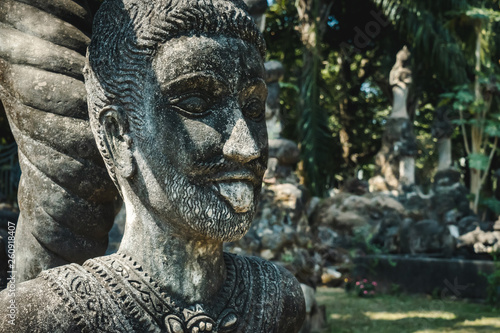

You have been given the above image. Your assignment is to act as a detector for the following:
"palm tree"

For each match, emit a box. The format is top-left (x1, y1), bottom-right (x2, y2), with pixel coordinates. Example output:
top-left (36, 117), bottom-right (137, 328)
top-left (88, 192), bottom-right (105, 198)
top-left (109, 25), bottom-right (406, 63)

top-left (295, 0), bottom-right (336, 196)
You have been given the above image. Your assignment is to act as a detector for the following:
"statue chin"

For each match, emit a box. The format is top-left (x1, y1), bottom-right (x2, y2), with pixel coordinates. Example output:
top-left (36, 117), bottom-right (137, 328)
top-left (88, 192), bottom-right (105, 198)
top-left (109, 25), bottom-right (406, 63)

top-left (163, 169), bottom-right (259, 243)
top-left (215, 181), bottom-right (254, 213)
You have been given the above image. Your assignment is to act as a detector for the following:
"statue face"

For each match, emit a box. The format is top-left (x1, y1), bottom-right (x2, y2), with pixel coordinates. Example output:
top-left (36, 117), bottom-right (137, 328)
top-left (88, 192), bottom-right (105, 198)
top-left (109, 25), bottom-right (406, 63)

top-left (135, 35), bottom-right (268, 242)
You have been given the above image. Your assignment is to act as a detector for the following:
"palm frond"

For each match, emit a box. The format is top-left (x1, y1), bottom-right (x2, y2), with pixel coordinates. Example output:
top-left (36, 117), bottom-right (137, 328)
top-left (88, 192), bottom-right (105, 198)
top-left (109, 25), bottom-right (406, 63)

top-left (298, 58), bottom-right (336, 196)
top-left (372, 0), bottom-right (469, 85)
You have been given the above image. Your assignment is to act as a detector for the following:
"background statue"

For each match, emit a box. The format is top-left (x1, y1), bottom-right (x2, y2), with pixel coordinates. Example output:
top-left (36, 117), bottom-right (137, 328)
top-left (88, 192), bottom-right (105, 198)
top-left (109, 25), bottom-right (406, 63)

top-left (0, 0), bottom-right (305, 331)
top-left (373, 45), bottom-right (417, 192)
top-left (389, 46), bottom-right (412, 119)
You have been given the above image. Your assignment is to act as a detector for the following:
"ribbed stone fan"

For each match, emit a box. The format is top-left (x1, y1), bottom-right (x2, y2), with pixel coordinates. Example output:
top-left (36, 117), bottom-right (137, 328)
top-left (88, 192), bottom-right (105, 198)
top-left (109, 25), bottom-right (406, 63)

top-left (0, 0), bottom-right (118, 281)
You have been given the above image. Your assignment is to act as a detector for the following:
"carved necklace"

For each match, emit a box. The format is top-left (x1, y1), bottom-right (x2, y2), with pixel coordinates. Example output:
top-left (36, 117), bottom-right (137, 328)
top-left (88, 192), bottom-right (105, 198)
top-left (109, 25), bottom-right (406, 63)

top-left (84, 252), bottom-right (246, 333)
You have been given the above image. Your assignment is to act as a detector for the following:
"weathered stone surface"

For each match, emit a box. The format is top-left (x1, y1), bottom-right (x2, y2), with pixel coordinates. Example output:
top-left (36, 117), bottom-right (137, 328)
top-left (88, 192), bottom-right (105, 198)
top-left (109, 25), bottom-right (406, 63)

top-left (432, 170), bottom-right (472, 223)
top-left (370, 195), bottom-right (406, 215)
top-left (399, 219), bottom-right (455, 256)
top-left (389, 46), bottom-right (411, 119)
top-left (341, 178), bottom-right (368, 195)
top-left (244, 0), bottom-right (267, 31)
top-left (374, 117), bottom-right (418, 190)
top-left (457, 216), bottom-right (481, 235)
top-left (269, 138), bottom-right (301, 165)
top-left (493, 217), bottom-right (500, 231)
top-left (0, 0), bottom-right (305, 331)
top-left (458, 226), bottom-right (500, 254)
top-left (432, 107), bottom-right (454, 170)
top-left (0, 0), bottom-right (91, 54)
top-left (299, 284), bottom-right (326, 333)
top-left (368, 175), bottom-right (390, 193)
top-left (0, 0), bottom-right (118, 281)
top-left (373, 46), bottom-right (417, 190)
top-left (264, 61), bottom-right (285, 139)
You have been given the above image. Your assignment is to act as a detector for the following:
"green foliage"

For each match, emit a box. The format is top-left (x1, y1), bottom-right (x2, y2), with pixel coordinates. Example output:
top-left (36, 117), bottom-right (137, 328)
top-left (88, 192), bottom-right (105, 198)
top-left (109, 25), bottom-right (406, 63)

top-left (280, 250), bottom-right (295, 263)
top-left (480, 197), bottom-right (500, 215)
top-left (294, 0), bottom-right (338, 196)
top-left (264, 0), bottom-right (500, 198)
top-left (351, 225), bottom-right (384, 255)
top-left (468, 153), bottom-right (490, 171)
top-left (372, 0), bottom-right (469, 86)
top-left (321, 49), bottom-right (391, 182)
top-left (265, 0), bottom-right (401, 191)
top-left (389, 283), bottom-right (402, 296)
top-left (414, 102), bottom-right (439, 189)
top-left (441, 71), bottom-right (500, 212)
top-left (264, 1), bottom-right (303, 149)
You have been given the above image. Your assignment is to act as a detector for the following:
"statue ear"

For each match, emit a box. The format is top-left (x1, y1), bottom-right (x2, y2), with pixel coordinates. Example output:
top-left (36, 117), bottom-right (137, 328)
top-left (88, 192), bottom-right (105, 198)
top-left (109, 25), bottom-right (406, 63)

top-left (99, 106), bottom-right (136, 179)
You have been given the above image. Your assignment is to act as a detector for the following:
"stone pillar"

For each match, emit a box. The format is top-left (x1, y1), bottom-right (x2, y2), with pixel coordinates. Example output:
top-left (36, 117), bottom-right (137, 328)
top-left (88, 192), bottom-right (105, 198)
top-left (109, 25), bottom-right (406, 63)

top-left (437, 138), bottom-right (452, 170)
top-left (400, 156), bottom-right (415, 186)
top-left (432, 106), bottom-right (454, 171)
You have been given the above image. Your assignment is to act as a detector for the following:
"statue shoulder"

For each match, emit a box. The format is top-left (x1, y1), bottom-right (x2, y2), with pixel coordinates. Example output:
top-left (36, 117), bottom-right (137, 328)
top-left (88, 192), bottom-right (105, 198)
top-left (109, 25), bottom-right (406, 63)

top-left (0, 274), bottom-right (77, 333)
top-left (227, 254), bottom-right (306, 332)
top-left (0, 261), bottom-right (132, 333)
top-left (274, 262), bottom-right (306, 332)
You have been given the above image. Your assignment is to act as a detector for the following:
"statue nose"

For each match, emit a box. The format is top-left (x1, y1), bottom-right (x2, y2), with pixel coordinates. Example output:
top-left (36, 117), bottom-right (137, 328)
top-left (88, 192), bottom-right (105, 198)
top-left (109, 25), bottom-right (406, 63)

top-left (223, 118), bottom-right (260, 164)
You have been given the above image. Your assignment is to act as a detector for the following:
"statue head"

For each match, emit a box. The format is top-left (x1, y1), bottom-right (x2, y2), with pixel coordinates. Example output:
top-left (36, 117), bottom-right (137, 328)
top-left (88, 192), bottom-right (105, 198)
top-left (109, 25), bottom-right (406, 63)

top-left (84, 0), bottom-right (268, 242)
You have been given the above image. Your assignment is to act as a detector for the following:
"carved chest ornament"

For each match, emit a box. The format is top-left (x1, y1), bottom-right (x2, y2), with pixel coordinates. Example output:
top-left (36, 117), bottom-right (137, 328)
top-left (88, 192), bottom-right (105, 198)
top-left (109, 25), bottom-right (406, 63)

top-left (41, 252), bottom-right (283, 333)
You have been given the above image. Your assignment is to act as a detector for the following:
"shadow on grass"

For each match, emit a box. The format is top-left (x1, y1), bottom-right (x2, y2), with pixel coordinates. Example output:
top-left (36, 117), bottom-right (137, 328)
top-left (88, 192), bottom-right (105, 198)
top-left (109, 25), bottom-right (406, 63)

top-left (316, 287), bottom-right (499, 333)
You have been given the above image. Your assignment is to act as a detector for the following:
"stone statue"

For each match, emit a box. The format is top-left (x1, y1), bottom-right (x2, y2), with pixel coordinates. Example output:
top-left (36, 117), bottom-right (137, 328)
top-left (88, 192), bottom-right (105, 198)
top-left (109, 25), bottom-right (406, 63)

top-left (0, 0), bottom-right (118, 282)
top-left (389, 46), bottom-right (412, 119)
top-left (0, 0), bottom-right (305, 332)
top-left (373, 45), bottom-right (417, 191)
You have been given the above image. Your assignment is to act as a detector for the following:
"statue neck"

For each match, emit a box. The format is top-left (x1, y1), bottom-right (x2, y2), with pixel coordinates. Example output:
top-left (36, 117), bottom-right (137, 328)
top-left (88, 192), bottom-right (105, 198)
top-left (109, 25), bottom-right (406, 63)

top-left (118, 193), bottom-right (226, 306)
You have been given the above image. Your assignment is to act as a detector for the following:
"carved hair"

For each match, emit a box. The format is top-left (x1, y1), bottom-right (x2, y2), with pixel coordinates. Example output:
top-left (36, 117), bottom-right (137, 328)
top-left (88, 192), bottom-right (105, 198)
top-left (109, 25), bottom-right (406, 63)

top-left (84, 0), bottom-right (265, 186)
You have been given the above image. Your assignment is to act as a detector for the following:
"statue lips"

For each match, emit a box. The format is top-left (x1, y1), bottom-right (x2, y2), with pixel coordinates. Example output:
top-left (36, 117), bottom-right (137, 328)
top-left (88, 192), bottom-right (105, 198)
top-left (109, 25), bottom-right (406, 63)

top-left (206, 170), bottom-right (260, 186)
top-left (205, 170), bottom-right (260, 213)
top-left (190, 159), bottom-right (266, 186)
top-left (185, 157), bottom-right (266, 213)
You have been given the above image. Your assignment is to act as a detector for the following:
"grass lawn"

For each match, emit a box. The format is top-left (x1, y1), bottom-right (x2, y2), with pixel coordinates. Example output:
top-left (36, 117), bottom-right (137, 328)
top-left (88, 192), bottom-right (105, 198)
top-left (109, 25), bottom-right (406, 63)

top-left (315, 287), bottom-right (499, 333)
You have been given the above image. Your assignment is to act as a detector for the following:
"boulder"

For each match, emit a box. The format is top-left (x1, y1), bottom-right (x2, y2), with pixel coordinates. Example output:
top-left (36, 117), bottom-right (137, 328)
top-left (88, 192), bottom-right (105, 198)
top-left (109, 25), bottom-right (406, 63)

top-left (316, 226), bottom-right (339, 249)
top-left (458, 226), bottom-right (500, 254)
top-left (369, 175), bottom-right (389, 193)
top-left (458, 216), bottom-right (480, 235)
top-left (400, 219), bottom-right (455, 256)
top-left (335, 211), bottom-right (367, 229)
top-left (370, 195), bottom-right (406, 215)
top-left (341, 178), bottom-right (368, 195)
top-left (268, 138), bottom-right (300, 165)
top-left (340, 195), bottom-right (372, 214)
top-left (270, 183), bottom-right (304, 210)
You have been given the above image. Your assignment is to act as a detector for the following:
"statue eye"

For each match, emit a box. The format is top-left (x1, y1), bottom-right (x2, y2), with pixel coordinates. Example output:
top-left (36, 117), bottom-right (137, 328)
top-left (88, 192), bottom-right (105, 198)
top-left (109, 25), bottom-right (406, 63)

top-left (170, 94), bottom-right (211, 116)
top-left (243, 98), bottom-right (265, 121)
